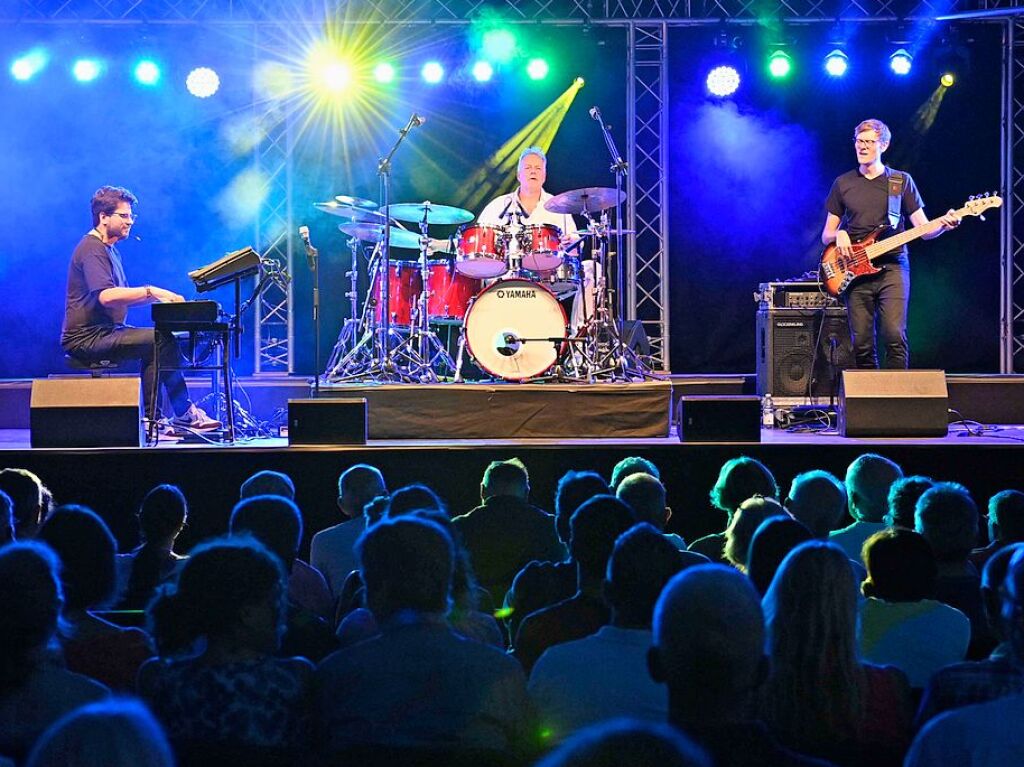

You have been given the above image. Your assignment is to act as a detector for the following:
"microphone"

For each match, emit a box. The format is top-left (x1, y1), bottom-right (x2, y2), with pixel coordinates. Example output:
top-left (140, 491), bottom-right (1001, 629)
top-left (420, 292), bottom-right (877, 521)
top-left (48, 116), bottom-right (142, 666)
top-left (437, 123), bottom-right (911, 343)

top-left (589, 106), bottom-right (602, 121)
top-left (499, 195), bottom-right (516, 223)
top-left (298, 225), bottom-right (317, 271)
top-left (411, 113), bottom-right (426, 127)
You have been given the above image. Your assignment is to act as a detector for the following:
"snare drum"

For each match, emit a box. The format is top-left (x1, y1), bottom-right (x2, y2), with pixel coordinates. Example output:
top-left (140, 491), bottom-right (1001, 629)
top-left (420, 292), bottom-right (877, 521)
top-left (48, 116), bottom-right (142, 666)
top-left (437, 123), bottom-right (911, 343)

top-left (369, 261), bottom-right (421, 327)
top-left (463, 278), bottom-right (567, 380)
top-left (425, 261), bottom-right (481, 322)
top-left (456, 224), bottom-right (508, 279)
top-left (519, 224), bottom-right (563, 272)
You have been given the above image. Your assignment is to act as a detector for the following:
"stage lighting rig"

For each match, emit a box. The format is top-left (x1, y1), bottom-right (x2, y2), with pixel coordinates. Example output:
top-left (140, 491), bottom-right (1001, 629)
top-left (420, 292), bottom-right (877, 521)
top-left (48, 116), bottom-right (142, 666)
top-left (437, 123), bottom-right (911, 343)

top-left (890, 49), bottom-right (913, 76)
top-left (824, 50), bottom-right (849, 77)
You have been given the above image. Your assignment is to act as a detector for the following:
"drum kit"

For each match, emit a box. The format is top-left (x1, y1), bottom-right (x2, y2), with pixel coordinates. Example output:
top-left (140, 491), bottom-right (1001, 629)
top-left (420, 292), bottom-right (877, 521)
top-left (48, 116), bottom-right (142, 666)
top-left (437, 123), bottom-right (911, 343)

top-left (318, 186), bottom-right (658, 384)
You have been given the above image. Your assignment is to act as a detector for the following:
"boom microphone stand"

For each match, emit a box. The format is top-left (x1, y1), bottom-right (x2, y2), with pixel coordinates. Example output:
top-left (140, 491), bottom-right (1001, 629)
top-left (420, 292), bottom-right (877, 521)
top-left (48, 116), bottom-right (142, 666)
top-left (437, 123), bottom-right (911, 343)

top-left (589, 106), bottom-right (628, 335)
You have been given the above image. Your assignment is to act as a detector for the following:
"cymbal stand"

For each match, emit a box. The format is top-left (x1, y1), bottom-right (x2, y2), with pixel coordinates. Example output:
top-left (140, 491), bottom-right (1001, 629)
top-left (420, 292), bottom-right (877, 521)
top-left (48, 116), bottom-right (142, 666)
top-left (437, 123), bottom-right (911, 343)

top-left (323, 241), bottom-right (388, 381)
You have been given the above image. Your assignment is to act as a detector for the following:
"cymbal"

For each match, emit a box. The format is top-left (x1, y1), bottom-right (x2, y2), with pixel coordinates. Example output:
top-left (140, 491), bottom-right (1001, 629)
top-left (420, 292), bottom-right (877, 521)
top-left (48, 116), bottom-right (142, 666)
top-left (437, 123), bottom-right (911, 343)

top-left (385, 202), bottom-right (474, 226)
top-left (338, 223), bottom-right (421, 250)
top-left (334, 194), bottom-right (378, 210)
top-left (314, 201), bottom-right (387, 223)
top-left (544, 187), bottom-right (625, 215)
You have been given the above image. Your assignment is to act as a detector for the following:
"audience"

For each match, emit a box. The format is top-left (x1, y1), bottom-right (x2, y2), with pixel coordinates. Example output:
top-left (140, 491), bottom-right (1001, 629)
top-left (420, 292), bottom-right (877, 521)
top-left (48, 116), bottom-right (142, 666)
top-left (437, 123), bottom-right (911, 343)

top-left (746, 517), bottom-right (814, 596)
top-left (0, 468), bottom-right (49, 540)
top-left (616, 472), bottom-right (684, 550)
top-left (762, 541), bottom-right (913, 766)
top-left (310, 464), bottom-right (387, 596)
top-left (118, 484), bottom-right (188, 610)
top-left (0, 490), bottom-right (12, 544)
top-left (36, 505), bottom-right (153, 691)
top-left (784, 470), bottom-right (846, 539)
top-left (25, 698), bottom-right (173, 767)
top-left (140, 537), bottom-right (314, 751)
top-left (858, 528), bottom-right (970, 688)
top-left (905, 547), bottom-right (1024, 766)
top-left (240, 469), bottom-right (295, 501)
top-left (609, 456), bottom-right (661, 491)
top-left (513, 495), bottom-right (635, 672)
top-left (723, 496), bottom-right (787, 572)
top-left (885, 475), bottom-right (935, 530)
top-left (388, 483), bottom-right (448, 517)
top-left (689, 456), bottom-right (778, 564)
top-left (649, 564), bottom-right (829, 767)
top-left (970, 489), bottom-right (1024, 571)
top-left (534, 719), bottom-right (709, 767)
top-left (453, 458), bottom-right (565, 604)
top-left (0, 542), bottom-right (109, 762)
top-left (528, 525), bottom-right (698, 741)
top-left (830, 453), bottom-right (903, 560)
top-left (316, 516), bottom-right (532, 760)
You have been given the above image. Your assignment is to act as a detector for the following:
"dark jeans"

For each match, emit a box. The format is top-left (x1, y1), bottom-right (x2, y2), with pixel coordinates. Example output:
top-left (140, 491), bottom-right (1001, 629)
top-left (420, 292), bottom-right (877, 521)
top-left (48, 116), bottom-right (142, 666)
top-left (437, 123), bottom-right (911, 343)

top-left (843, 263), bottom-right (910, 369)
top-left (63, 326), bottom-right (190, 420)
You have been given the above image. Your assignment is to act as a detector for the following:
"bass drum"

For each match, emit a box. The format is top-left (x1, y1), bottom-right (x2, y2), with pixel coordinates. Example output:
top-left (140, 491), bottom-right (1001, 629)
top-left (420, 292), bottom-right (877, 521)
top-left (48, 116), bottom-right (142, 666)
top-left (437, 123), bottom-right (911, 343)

top-left (464, 278), bottom-right (568, 381)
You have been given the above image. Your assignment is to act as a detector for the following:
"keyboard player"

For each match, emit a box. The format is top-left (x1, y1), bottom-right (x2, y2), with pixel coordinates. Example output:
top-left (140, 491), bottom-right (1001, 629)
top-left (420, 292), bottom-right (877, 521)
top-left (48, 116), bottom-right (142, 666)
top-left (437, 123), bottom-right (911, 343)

top-left (61, 185), bottom-right (220, 430)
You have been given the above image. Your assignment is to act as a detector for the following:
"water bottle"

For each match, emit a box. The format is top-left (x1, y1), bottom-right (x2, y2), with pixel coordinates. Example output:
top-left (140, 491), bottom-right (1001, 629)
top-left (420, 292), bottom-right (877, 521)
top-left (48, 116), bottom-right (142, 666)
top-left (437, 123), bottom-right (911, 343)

top-left (761, 394), bottom-right (775, 429)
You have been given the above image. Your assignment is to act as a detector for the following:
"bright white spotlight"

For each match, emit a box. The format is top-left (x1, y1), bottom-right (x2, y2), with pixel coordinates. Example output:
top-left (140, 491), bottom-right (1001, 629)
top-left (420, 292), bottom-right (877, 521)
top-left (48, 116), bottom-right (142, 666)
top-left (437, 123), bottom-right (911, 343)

top-left (316, 61), bottom-right (351, 93)
top-left (422, 61), bottom-right (444, 84)
top-left (890, 49), bottom-right (913, 76)
top-left (706, 65), bottom-right (740, 97)
top-left (186, 67), bottom-right (220, 98)
top-left (133, 60), bottom-right (161, 86)
top-left (824, 50), bottom-right (848, 77)
top-left (472, 61), bottom-right (494, 82)
top-left (72, 59), bottom-right (103, 83)
top-left (373, 62), bottom-right (395, 84)
top-left (11, 49), bottom-right (48, 82)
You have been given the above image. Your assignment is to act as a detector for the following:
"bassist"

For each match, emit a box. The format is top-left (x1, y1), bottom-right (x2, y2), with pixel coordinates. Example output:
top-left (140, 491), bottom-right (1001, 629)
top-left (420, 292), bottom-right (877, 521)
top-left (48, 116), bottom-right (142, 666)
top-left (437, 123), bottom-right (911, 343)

top-left (821, 119), bottom-right (960, 369)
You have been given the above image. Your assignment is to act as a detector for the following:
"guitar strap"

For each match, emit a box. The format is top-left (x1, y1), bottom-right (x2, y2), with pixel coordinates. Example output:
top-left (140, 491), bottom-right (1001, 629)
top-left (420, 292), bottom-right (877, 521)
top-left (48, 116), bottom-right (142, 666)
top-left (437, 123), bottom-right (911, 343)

top-left (886, 167), bottom-right (904, 230)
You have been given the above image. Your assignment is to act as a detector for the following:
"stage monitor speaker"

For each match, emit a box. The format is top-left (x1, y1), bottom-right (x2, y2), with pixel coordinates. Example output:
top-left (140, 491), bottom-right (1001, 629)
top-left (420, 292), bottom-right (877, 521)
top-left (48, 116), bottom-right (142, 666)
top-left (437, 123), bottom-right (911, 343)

top-left (757, 307), bottom-right (853, 398)
top-left (677, 395), bottom-right (761, 443)
top-left (288, 398), bottom-right (367, 445)
top-left (30, 378), bottom-right (142, 448)
top-left (838, 370), bottom-right (949, 437)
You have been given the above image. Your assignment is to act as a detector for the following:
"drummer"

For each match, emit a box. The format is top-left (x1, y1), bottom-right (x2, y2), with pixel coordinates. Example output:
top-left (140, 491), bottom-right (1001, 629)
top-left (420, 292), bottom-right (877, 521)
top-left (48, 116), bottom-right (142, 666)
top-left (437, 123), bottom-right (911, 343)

top-left (476, 147), bottom-right (596, 330)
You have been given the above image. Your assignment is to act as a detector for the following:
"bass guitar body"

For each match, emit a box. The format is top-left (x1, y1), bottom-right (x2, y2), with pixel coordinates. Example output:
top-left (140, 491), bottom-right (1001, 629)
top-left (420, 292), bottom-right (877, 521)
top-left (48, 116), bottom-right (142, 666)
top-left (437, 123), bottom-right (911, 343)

top-left (819, 228), bottom-right (885, 299)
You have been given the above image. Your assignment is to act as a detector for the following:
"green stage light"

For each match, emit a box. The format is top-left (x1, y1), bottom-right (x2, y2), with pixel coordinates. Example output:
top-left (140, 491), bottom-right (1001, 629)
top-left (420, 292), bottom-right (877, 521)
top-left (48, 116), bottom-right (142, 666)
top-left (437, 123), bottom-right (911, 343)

top-left (527, 58), bottom-right (549, 81)
top-left (768, 50), bottom-right (792, 79)
top-left (373, 62), bottom-right (395, 84)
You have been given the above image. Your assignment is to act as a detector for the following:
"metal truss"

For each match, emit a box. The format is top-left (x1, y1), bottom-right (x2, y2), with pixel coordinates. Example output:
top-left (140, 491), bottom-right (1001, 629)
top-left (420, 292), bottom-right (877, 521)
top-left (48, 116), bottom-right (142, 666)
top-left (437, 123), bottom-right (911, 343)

top-left (1003, 17), bottom-right (1024, 371)
top-left (627, 22), bottom-right (670, 370)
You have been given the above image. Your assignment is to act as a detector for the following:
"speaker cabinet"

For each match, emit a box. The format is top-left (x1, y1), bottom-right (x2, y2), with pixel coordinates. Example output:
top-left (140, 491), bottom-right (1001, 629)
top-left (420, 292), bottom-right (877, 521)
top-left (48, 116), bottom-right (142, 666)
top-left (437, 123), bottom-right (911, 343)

top-left (288, 398), bottom-right (367, 445)
top-left (839, 370), bottom-right (949, 437)
top-left (30, 378), bottom-right (142, 448)
top-left (757, 307), bottom-right (852, 398)
top-left (677, 395), bottom-right (761, 443)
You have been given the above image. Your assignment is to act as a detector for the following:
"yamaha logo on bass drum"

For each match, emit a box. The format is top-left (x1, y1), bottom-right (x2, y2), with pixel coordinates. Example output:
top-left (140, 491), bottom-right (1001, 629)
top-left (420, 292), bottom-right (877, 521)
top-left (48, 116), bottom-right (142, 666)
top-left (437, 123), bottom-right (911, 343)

top-left (495, 288), bottom-right (537, 299)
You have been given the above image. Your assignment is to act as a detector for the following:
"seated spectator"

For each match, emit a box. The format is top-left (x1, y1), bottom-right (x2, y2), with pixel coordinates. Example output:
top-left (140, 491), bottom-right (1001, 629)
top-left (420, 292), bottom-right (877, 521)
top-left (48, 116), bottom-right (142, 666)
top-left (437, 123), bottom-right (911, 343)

top-left (230, 496), bottom-right (337, 661)
top-left (724, 496), bottom-right (787, 572)
top-left (746, 517), bottom-right (814, 596)
top-left (310, 464), bottom-right (387, 597)
top-left (388, 483), bottom-right (448, 517)
top-left (689, 456), bottom-right (779, 564)
top-left (916, 483), bottom-right (988, 657)
top-left (610, 456), bottom-right (661, 491)
top-left (25, 698), bottom-right (173, 767)
top-left (453, 458), bottom-right (565, 604)
top-left (762, 541), bottom-right (913, 766)
top-left (648, 564), bottom-right (829, 767)
top-left (140, 537), bottom-right (314, 750)
top-left (884, 476), bottom-right (935, 530)
top-left (529, 524), bottom-right (699, 742)
top-left (784, 470), bottom-right (846, 539)
top-left (336, 508), bottom-right (502, 649)
top-left (970, 489), bottom-right (1024, 572)
top-left (858, 529), bottom-right (970, 688)
top-left (514, 496), bottom-right (635, 672)
top-left (36, 506), bottom-right (153, 691)
top-left (534, 719), bottom-right (709, 767)
top-left (118, 485), bottom-right (188, 610)
top-left (316, 516), bottom-right (532, 758)
top-left (904, 548), bottom-right (1024, 767)
top-left (0, 468), bottom-right (49, 539)
top-left (915, 543), bottom-right (1024, 728)
top-left (240, 469), bottom-right (295, 501)
top-left (829, 454), bottom-right (903, 561)
top-left (0, 491), bottom-right (12, 544)
top-left (0, 542), bottom-right (108, 762)
top-left (616, 473), bottom-right (685, 550)
top-left (504, 470), bottom-right (609, 641)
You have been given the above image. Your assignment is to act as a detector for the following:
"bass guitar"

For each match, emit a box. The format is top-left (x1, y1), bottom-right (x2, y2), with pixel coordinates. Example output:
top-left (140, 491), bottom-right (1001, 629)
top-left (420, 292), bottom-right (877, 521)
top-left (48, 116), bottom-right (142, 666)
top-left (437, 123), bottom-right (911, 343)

top-left (819, 193), bottom-right (1002, 298)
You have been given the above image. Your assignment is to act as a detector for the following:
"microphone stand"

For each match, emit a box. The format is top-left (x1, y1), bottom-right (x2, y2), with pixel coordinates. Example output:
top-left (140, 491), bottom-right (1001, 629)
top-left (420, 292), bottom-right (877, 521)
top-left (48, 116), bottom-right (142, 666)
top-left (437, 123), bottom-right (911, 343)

top-left (307, 240), bottom-right (321, 397)
top-left (592, 107), bottom-right (628, 338)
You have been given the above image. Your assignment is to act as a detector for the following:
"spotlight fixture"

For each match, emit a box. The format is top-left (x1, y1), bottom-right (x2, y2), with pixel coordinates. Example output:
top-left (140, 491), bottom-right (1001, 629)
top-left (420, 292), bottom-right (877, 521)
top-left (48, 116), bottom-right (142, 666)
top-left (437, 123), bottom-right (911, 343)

top-left (72, 58), bottom-right (103, 83)
top-left (373, 62), bottom-right (395, 84)
top-left (527, 58), bottom-right (549, 81)
top-left (940, 72), bottom-right (955, 88)
top-left (186, 67), bottom-right (220, 98)
top-left (472, 61), bottom-right (494, 83)
top-left (824, 50), bottom-right (849, 78)
top-left (133, 60), bottom-right (161, 86)
top-left (707, 65), bottom-right (741, 97)
top-left (767, 50), bottom-right (792, 80)
top-left (889, 48), bottom-right (913, 76)
top-left (422, 61), bottom-right (444, 84)
top-left (10, 49), bottom-right (48, 82)
top-left (574, 76), bottom-right (585, 87)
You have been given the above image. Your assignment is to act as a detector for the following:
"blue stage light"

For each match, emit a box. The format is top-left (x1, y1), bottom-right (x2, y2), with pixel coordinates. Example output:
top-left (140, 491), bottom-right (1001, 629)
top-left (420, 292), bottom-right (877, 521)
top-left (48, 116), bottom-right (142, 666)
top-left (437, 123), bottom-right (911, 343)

top-left (422, 61), bottom-right (444, 84)
top-left (133, 60), bottom-right (161, 86)
top-left (890, 49), bottom-right (913, 76)
top-left (472, 61), bottom-right (494, 82)
top-left (824, 50), bottom-right (849, 77)
top-left (11, 49), bottom-right (48, 82)
top-left (72, 58), bottom-right (103, 83)
top-left (706, 65), bottom-right (740, 97)
top-left (186, 67), bottom-right (220, 98)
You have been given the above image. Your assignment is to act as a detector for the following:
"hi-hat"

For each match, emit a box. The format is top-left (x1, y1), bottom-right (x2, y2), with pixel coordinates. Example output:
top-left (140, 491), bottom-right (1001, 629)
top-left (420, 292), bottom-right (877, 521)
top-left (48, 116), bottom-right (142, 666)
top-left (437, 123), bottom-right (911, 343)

top-left (544, 187), bottom-right (625, 215)
top-left (385, 202), bottom-right (474, 225)
top-left (315, 200), bottom-right (387, 223)
top-left (339, 222), bottom-right (421, 250)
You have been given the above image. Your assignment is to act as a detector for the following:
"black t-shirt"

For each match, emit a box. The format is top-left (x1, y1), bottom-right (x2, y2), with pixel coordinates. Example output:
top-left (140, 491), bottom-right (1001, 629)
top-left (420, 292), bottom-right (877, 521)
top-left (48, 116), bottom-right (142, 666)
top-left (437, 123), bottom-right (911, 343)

top-left (825, 167), bottom-right (925, 262)
top-left (61, 233), bottom-right (128, 344)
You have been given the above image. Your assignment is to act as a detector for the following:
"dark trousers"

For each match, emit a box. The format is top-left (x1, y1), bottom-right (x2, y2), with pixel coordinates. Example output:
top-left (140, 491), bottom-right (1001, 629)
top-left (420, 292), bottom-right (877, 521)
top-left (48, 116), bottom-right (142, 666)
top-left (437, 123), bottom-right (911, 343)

top-left (63, 326), bottom-right (190, 420)
top-left (843, 263), bottom-right (910, 369)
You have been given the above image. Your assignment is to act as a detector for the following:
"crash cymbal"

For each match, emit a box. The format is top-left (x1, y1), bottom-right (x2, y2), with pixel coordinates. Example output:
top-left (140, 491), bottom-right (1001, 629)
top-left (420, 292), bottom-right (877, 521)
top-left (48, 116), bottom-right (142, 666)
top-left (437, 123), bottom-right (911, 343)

top-left (338, 222), bottom-right (421, 250)
top-left (544, 187), bottom-right (625, 215)
top-left (314, 201), bottom-right (387, 223)
top-left (334, 194), bottom-right (378, 210)
top-left (385, 202), bottom-right (474, 226)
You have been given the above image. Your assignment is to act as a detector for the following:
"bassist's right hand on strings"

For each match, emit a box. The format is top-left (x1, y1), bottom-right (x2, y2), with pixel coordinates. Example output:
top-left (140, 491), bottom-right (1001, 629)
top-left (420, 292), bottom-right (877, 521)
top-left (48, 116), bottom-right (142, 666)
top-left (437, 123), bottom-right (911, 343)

top-left (834, 230), bottom-right (853, 258)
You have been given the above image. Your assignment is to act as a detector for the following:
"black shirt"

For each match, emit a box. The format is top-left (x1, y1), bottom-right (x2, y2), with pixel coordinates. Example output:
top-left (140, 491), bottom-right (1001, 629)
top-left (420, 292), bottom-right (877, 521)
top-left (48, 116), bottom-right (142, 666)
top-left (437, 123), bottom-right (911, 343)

top-left (62, 233), bottom-right (128, 345)
top-left (825, 167), bottom-right (924, 262)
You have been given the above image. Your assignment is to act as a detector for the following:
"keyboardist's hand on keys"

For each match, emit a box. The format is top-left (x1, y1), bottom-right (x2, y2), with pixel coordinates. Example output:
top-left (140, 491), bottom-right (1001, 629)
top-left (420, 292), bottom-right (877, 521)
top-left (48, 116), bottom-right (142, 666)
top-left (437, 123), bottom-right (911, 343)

top-left (152, 287), bottom-right (185, 303)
